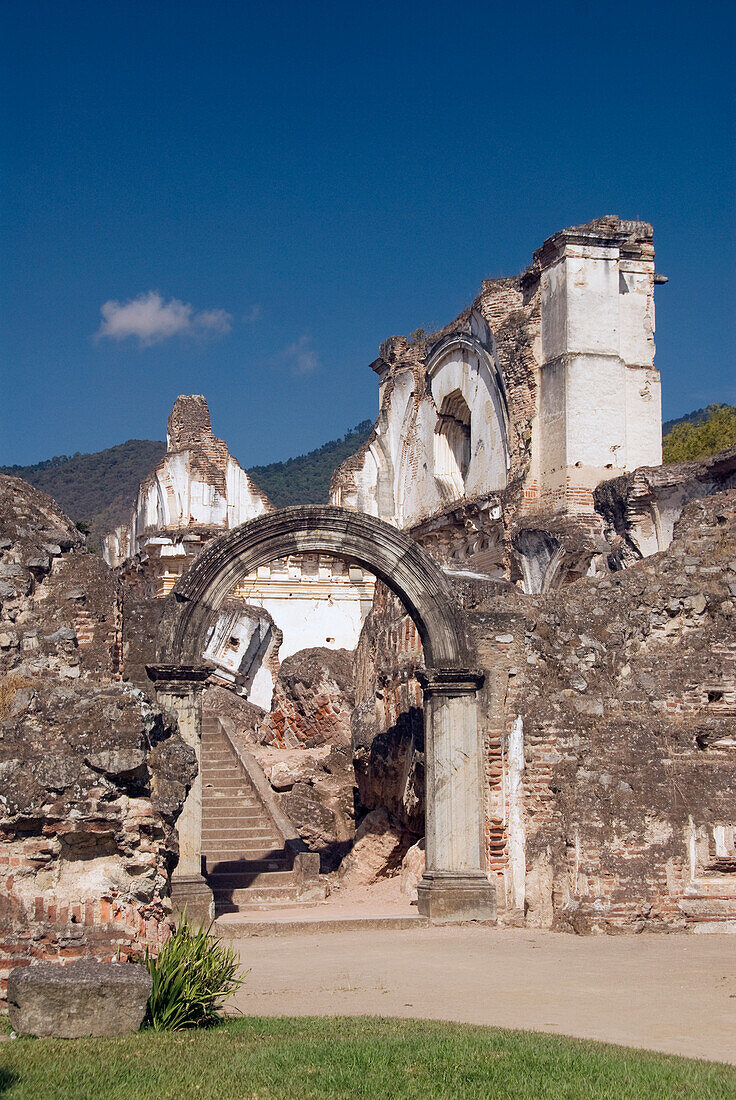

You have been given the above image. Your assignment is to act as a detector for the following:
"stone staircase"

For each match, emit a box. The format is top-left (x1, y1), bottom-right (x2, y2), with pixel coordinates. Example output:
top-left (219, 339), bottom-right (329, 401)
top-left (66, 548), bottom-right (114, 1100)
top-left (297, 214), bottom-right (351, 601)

top-left (201, 713), bottom-right (322, 913)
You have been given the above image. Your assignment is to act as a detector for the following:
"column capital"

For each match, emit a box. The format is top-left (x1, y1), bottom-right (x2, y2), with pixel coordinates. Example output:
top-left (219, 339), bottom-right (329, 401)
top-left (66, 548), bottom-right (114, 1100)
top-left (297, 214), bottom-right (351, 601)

top-left (146, 663), bottom-right (212, 694)
top-left (416, 667), bottom-right (484, 696)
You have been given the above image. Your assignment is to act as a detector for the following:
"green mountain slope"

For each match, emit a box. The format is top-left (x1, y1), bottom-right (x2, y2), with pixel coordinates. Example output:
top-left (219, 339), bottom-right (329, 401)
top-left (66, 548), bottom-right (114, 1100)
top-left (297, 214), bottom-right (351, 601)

top-left (0, 440), bottom-right (167, 547)
top-left (663, 406), bottom-right (716, 435)
top-left (248, 420), bottom-right (373, 507)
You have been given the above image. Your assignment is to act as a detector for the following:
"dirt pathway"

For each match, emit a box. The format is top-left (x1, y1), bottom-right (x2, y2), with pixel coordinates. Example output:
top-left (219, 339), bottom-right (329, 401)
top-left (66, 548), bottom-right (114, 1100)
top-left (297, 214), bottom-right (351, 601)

top-left (227, 924), bottom-right (736, 1064)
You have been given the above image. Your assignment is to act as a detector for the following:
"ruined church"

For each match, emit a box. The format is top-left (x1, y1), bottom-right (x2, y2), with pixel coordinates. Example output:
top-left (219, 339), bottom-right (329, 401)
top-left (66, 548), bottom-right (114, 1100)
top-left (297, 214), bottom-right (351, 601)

top-left (1, 216), bottom-right (735, 997)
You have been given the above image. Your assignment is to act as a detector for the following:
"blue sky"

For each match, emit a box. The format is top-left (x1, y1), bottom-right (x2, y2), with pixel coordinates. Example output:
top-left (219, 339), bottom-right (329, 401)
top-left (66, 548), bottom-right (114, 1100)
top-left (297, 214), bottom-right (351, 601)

top-left (2, 0), bottom-right (734, 467)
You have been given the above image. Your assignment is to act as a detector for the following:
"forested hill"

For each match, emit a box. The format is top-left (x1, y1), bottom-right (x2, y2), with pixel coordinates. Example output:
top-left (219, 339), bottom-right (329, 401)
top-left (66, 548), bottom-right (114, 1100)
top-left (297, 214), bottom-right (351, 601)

top-left (663, 406), bottom-right (719, 434)
top-left (248, 420), bottom-right (373, 507)
top-left (662, 404), bottom-right (736, 463)
top-left (0, 420), bottom-right (374, 546)
top-left (0, 440), bottom-right (166, 548)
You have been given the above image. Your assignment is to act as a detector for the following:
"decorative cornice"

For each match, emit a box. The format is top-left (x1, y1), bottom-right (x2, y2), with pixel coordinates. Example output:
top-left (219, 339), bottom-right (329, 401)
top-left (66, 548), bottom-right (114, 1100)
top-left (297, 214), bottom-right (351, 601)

top-left (146, 663), bottom-right (213, 691)
top-left (416, 667), bottom-right (485, 696)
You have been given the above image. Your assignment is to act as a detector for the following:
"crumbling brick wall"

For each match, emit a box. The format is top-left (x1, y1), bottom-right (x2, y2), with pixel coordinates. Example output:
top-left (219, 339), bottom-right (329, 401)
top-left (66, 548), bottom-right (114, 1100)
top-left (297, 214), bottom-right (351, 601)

top-left (352, 486), bottom-right (736, 932)
top-left (261, 647), bottom-right (355, 749)
top-left (0, 476), bottom-right (195, 1000)
top-left (351, 582), bottom-right (425, 836)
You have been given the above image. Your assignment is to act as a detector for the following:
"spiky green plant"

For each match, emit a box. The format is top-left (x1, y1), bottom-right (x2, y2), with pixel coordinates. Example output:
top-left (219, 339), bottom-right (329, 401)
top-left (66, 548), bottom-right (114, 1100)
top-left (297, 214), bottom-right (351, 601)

top-left (143, 911), bottom-right (245, 1031)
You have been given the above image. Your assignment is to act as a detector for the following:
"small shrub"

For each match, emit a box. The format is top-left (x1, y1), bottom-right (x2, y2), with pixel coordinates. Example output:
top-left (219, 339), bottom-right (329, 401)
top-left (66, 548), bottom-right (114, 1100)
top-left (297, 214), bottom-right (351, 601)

top-left (143, 912), bottom-right (244, 1031)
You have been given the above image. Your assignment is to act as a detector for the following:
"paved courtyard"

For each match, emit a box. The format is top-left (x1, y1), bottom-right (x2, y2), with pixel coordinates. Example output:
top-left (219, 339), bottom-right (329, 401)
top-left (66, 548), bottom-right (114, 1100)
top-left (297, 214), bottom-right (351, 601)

top-left (226, 924), bottom-right (736, 1064)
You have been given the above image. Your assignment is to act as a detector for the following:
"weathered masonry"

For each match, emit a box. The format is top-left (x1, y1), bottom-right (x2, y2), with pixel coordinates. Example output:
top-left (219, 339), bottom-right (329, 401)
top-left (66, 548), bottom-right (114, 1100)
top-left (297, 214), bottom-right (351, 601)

top-left (331, 216), bottom-right (665, 590)
top-left (106, 395), bottom-right (375, 707)
top-left (148, 506), bottom-right (495, 924)
top-left (332, 214), bottom-right (736, 933)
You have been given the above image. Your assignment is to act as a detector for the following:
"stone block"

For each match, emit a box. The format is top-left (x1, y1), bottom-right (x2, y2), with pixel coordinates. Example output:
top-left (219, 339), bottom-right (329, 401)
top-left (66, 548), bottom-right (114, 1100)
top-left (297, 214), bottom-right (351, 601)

top-left (417, 871), bottom-right (497, 924)
top-left (7, 960), bottom-right (152, 1038)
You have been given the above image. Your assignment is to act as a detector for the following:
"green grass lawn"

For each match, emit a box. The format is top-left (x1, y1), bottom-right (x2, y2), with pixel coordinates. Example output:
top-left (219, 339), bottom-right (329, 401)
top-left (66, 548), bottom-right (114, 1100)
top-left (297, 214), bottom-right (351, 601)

top-left (0, 1016), bottom-right (733, 1100)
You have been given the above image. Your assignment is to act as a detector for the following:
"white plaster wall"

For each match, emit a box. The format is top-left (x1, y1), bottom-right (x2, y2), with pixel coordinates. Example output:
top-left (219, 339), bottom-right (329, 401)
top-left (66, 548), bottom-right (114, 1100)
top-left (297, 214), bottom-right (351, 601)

top-left (540, 258), bottom-right (568, 363)
top-left (428, 349), bottom-right (508, 503)
top-left (333, 332), bottom-right (510, 529)
top-left (226, 457), bottom-right (270, 525)
top-left (538, 239), bottom-right (662, 490)
top-left (538, 361), bottom-right (567, 487)
top-left (189, 477), bottom-right (228, 526)
top-left (109, 441), bottom-right (272, 567)
top-left (565, 354), bottom-right (628, 469)
top-left (247, 595), bottom-right (366, 659)
top-left (618, 264), bottom-right (655, 367)
top-left (249, 665), bottom-right (276, 710)
top-left (506, 715), bottom-right (526, 912)
top-left (563, 247), bottom-right (620, 357)
top-left (625, 366), bottom-right (662, 467)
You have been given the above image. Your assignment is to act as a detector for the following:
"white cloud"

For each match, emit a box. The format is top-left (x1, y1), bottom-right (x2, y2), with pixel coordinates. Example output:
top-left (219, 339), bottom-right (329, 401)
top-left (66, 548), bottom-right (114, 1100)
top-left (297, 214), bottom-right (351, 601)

top-left (96, 291), bottom-right (232, 346)
top-left (243, 303), bottom-right (262, 324)
top-left (280, 334), bottom-right (320, 375)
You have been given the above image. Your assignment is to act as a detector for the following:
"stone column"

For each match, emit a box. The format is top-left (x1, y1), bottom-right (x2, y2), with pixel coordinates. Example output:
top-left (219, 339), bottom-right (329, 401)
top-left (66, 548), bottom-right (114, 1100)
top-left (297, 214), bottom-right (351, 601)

top-left (416, 668), bottom-right (496, 923)
top-left (147, 664), bottom-right (214, 926)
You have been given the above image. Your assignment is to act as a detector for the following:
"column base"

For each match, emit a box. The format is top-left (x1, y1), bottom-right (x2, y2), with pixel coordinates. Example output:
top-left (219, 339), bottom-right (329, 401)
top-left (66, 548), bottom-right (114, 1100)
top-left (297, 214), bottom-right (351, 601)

top-left (417, 871), bottom-right (497, 924)
top-left (170, 875), bottom-right (215, 927)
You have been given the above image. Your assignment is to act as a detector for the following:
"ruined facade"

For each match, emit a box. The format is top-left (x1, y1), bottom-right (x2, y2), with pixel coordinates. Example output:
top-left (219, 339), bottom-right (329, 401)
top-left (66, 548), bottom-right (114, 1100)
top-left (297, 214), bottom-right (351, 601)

top-left (2, 214), bottom-right (733, 957)
top-left (335, 215), bottom-right (736, 932)
top-left (103, 394), bottom-right (272, 579)
top-left (354, 489), bottom-right (736, 931)
top-left (331, 216), bottom-right (664, 592)
top-left (105, 395), bottom-right (374, 705)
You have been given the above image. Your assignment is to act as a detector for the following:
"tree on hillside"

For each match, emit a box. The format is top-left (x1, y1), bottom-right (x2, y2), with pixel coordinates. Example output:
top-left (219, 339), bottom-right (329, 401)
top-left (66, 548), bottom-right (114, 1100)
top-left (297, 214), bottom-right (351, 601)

top-left (662, 404), bottom-right (736, 463)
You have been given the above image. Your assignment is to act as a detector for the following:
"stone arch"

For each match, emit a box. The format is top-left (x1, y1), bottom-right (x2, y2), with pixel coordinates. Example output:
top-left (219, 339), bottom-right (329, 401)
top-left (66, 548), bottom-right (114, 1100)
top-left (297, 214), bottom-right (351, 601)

top-left (156, 505), bottom-right (471, 669)
top-left (150, 505), bottom-right (495, 926)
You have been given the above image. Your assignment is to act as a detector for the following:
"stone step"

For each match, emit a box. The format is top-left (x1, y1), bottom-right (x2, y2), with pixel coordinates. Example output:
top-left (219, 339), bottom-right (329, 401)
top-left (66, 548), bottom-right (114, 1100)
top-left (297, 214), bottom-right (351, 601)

top-left (202, 814), bottom-right (264, 826)
top-left (206, 859), bottom-right (291, 876)
top-left (201, 844), bottom-right (283, 853)
top-left (205, 862), bottom-right (294, 880)
top-left (203, 842), bottom-right (282, 856)
top-left (202, 807), bottom-right (265, 821)
top-left (202, 838), bottom-right (281, 851)
top-left (679, 896), bottom-right (736, 917)
top-left (203, 792), bottom-right (260, 801)
top-left (201, 717), bottom-right (321, 916)
top-left (216, 914), bottom-right (428, 934)
top-left (203, 838), bottom-right (288, 852)
top-left (213, 885), bottom-right (302, 905)
top-left (203, 780), bottom-right (259, 791)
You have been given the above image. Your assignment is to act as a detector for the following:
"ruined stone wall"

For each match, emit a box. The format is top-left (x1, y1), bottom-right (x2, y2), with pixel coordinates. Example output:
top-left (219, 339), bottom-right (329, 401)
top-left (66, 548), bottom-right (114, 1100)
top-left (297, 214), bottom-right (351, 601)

top-left (261, 647), bottom-right (355, 749)
top-left (509, 489), bottom-right (736, 933)
top-left (331, 216), bottom-right (663, 533)
top-left (103, 395), bottom-right (272, 573)
top-left (351, 582), bottom-right (425, 837)
top-left (352, 487), bottom-right (736, 932)
top-left (0, 476), bottom-right (195, 999)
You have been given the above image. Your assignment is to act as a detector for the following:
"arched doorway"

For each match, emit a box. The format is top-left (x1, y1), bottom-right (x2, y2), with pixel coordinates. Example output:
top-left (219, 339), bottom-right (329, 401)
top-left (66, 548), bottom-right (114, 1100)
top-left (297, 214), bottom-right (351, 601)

top-left (148, 506), bottom-right (496, 924)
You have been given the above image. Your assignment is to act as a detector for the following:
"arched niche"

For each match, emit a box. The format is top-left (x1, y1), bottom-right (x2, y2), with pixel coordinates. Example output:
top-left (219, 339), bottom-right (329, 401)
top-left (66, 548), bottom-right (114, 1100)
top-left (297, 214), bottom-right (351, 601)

top-left (425, 319), bottom-right (511, 502)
